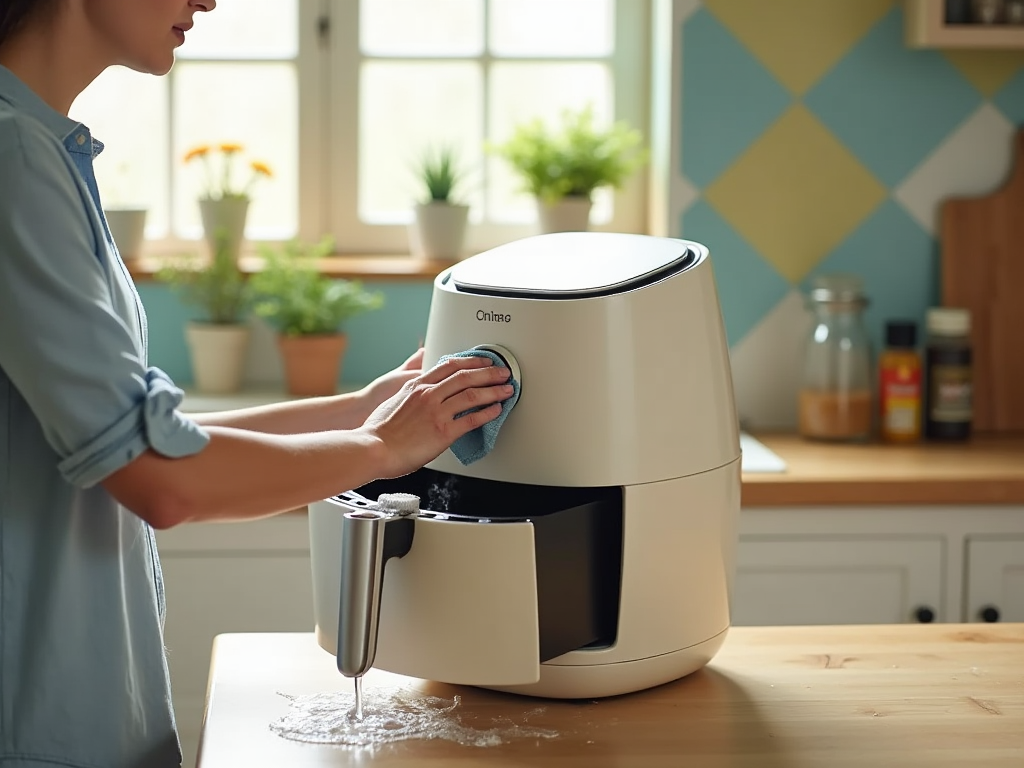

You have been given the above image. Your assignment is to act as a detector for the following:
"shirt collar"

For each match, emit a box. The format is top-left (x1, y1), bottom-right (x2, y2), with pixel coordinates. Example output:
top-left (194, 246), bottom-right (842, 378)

top-left (0, 64), bottom-right (102, 155)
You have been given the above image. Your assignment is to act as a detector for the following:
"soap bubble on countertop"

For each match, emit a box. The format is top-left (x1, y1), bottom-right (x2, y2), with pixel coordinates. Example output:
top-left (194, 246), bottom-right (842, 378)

top-left (269, 688), bottom-right (559, 748)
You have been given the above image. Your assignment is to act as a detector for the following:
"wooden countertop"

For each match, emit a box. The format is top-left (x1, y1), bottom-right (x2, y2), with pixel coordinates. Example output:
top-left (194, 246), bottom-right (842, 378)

top-left (743, 434), bottom-right (1024, 507)
top-left (196, 625), bottom-right (1024, 767)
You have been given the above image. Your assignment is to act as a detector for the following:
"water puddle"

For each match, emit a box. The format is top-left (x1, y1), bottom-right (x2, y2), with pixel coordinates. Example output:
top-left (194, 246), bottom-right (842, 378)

top-left (269, 687), bottom-right (559, 748)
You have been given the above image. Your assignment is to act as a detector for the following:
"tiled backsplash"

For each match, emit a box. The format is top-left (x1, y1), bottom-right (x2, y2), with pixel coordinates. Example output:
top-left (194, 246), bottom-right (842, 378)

top-left (675, 0), bottom-right (1024, 429)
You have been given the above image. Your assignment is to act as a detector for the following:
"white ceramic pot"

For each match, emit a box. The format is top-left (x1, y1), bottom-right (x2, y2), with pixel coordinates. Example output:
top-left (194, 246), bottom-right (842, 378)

top-left (185, 322), bottom-right (250, 394)
top-left (537, 196), bottom-right (592, 234)
top-left (199, 197), bottom-right (250, 262)
top-left (410, 202), bottom-right (470, 260)
top-left (103, 207), bottom-right (148, 262)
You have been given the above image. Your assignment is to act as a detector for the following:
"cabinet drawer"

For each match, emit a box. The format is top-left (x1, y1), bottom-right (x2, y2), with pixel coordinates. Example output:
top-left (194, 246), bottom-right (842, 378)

top-left (964, 537), bottom-right (1024, 623)
top-left (733, 537), bottom-right (944, 626)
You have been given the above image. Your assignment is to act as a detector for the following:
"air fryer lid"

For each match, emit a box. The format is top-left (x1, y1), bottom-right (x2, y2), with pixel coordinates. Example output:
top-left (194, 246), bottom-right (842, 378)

top-left (450, 232), bottom-right (697, 299)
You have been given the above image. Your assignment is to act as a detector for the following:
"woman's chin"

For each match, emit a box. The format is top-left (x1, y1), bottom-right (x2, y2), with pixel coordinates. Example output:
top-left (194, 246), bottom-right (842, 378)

top-left (122, 53), bottom-right (175, 77)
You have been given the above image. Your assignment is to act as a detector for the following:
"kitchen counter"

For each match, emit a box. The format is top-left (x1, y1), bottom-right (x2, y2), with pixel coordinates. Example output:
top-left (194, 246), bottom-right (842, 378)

top-left (196, 625), bottom-right (1024, 767)
top-left (742, 434), bottom-right (1024, 507)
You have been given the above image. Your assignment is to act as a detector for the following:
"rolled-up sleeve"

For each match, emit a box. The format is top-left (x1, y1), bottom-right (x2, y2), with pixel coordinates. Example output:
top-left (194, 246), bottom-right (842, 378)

top-left (0, 117), bottom-right (209, 488)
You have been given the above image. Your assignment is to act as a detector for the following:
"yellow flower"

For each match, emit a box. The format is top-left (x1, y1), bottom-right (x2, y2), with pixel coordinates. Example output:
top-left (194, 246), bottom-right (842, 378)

top-left (183, 145), bottom-right (210, 163)
top-left (219, 142), bottom-right (244, 154)
top-left (250, 160), bottom-right (273, 178)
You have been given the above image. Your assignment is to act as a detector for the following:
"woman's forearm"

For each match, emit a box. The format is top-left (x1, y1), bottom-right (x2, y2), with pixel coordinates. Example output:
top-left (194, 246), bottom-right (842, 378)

top-left (188, 391), bottom-right (369, 434)
top-left (104, 424), bottom-right (388, 528)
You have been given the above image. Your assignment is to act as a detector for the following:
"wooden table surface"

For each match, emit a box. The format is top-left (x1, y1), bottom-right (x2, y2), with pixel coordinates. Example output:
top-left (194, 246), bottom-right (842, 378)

top-left (743, 434), bottom-right (1024, 506)
top-left (196, 624), bottom-right (1024, 767)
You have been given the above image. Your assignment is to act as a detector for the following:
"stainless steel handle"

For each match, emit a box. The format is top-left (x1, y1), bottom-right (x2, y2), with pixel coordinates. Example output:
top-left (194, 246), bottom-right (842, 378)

top-left (337, 497), bottom-right (417, 678)
top-left (338, 511), bottom-right (387, 678)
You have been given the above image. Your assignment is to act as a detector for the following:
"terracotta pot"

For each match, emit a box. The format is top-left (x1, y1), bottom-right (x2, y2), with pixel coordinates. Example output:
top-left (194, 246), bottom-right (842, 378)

top-left (277, 333), bottom-right (348, 396)
top-left (185, 322), bottom-right (250, 394)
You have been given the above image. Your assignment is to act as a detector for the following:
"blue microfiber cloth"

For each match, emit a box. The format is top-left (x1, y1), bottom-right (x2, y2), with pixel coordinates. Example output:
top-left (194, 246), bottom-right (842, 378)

top-left (438, 349), bottom-right (521, 465)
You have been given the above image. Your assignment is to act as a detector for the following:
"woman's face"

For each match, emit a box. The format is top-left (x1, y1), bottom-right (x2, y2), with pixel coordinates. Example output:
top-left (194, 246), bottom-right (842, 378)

top-left (84, 0), bottom-right (216, 75)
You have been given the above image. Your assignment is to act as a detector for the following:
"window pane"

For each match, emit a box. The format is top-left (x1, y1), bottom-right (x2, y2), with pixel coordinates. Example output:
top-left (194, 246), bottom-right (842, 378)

top-left (488, 62), bottom-right (612, 222)
top-left (360, 62), bottom-right (482, 222)
top-left (72, 68), bottom-right (170, 237)
top-left (490, 0), bottom-right (613, 57)
top-left (178, 0), bottom-right (298, 59)
top-left (361, 0), bottom-right (483, 56)
top-left (173, 63), bottom-right (298, 239)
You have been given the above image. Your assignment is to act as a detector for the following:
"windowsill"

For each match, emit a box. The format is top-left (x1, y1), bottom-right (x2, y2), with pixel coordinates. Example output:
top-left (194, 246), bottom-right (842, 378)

top-left (126, 253), bottom-right (457, 282)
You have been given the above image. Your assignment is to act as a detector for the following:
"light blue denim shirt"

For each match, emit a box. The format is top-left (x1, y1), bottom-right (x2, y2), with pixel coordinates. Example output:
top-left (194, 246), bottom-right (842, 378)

top-left (0, 65), bottom-right (210, 768)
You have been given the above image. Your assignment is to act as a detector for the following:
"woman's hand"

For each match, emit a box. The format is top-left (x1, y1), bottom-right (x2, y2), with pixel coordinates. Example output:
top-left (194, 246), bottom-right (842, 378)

top-left (358, 355), bottom-right (514, 478)
top-left (352, 348), bottom-right (424, 424)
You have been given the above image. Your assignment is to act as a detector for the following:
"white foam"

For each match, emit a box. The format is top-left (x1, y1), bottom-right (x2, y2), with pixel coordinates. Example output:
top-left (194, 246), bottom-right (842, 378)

top-left (269, 688), bottom-right (558, 749)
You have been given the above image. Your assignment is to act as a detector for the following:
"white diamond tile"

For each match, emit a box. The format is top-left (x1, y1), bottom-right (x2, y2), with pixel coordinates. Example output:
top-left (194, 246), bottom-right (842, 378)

top-left (894, 103), bottom-right (1015, 236)
top-left (673, 174), bottom-right (700, 227)
top-left (729, 290), bottom-right (809, 432)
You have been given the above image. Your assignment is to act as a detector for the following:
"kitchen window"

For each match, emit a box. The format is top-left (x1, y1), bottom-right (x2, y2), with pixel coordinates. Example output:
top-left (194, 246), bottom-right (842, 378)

top-left (72, 0), bottom-right (649, 256)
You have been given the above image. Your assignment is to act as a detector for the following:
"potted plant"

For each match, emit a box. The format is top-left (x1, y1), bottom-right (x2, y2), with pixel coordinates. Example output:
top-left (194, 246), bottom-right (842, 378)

top-left (491, 105), bottom-right (648, 233)
top-left (102, 162), bottom-right (148, 264)
top-left (409, 145), bottom-right (471, 260)
top-left (249, 236), bottom-right (385, 396)
top-left (183, 142), bottom-right (273, 262)
top-left (156, 232), bottom-right (253, 394)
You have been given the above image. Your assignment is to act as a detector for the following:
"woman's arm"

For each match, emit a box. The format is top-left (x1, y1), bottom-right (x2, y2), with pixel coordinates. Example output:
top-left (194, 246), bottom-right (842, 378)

top-left (102, 356), bottom-right (513, 529)
top-left (189, 349), bottom-right (424, 434)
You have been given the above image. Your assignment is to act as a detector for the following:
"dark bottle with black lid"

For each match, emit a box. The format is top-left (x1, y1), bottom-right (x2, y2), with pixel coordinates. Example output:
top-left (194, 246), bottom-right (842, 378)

top-left (923, 308), bottom-right (972, 441)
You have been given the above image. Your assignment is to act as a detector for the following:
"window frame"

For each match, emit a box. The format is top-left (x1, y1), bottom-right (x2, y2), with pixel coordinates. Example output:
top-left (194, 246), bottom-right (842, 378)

top-left (320, 0), bottom-right (651, 254)
top-left (99, 0), bottom-right (651, 260)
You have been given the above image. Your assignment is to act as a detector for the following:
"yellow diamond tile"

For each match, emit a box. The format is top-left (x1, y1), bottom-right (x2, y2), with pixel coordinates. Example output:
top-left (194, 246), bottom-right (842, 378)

top-left (705, 0), bottom-right (894, 95)
top-left (704, 105), bottom-right (886, 284)
top-left (944, 50), bottom-right (1024, 97)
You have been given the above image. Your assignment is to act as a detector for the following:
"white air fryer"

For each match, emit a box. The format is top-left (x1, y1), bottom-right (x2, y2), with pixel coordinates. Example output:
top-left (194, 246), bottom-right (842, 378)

top-left (308, 232), bottom-right (740, 699)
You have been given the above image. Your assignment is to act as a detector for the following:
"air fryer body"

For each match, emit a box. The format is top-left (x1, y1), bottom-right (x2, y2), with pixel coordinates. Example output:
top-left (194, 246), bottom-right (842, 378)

top-left (309, 232), bottom-right (741, 698)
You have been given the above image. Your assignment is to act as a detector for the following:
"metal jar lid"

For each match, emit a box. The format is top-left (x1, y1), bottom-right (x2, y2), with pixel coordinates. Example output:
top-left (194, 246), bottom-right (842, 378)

top-left (807, 274), bottom-right (868, 306)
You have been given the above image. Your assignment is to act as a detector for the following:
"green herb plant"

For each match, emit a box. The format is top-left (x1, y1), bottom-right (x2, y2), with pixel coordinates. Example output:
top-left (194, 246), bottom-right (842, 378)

top-left (249, 236), bottom-right (385, 337)
top-left (491, 105), bottom-right (648, 203)
top-left (156, 232), bottom-right (251, 324)
top-left (414, 145), bottom-right (467, 204)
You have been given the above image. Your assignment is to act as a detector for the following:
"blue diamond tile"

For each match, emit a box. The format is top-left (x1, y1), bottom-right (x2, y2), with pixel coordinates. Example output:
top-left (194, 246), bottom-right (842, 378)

top-left (805, 7), bottom-right (981, 188)
top-left (994, 68), bottom-right (1024, 124)
top-left (804, 200), bottom-right (937, 354)
top-left (681, 9), bottom-right (791, 188)
top-left (683, 200), bottom-right (790, 348)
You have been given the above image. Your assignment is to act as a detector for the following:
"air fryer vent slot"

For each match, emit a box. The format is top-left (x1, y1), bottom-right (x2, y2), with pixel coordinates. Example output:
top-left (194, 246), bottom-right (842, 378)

top-left (453, 246), bottom-right (697, 300)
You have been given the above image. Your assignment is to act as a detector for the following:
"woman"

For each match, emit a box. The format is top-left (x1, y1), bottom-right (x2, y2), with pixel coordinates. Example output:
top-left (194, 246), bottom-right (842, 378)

top-left (0, 1), bottom-right (513, 766)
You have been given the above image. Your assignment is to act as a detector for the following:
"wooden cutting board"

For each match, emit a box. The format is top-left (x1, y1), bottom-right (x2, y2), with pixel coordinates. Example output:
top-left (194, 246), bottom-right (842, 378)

top-left (940, 128), bottom-right (1024, 434)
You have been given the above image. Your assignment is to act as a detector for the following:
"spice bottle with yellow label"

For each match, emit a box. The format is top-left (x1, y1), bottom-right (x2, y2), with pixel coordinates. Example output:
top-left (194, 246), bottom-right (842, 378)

top-left (879, 320), bottom-right (922, 443)
top-left (923, 308), bottom-right (972, 441)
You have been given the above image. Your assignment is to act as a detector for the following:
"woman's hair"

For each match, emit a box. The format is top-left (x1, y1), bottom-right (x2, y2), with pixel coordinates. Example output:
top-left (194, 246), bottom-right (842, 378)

top-left (0, 0), bottom-right (62, 48)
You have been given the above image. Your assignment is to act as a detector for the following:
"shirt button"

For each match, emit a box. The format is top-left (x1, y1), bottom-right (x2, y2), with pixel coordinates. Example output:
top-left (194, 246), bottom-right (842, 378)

top-left (76, 134), bottom-right (86, 145)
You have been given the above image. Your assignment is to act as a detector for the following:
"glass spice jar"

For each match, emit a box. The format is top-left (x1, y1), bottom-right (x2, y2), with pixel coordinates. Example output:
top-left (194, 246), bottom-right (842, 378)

top-left (799, 275), bottom-right (874, 442)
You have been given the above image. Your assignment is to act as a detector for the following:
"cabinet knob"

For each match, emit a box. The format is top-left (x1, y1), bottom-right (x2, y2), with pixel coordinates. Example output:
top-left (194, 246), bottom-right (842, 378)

top-left (979, 605), bottom-right (1001, 623)
top-left (914, 606), bottom-right (935, 624)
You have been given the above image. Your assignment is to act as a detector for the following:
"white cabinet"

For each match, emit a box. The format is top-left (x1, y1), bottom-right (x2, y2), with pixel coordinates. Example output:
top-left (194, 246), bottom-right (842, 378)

top-left (733, 537), bottom-right (943, 626)
top-left (965, 537), bottom-right (1024, 623)
top-left (157, 515), bottom-right (315, 768)
top-left (733, 505), bottom-right (1024, 628)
